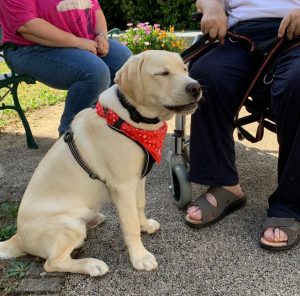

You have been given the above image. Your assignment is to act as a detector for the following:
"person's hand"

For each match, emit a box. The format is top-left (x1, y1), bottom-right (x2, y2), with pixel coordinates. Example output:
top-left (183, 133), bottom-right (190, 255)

top-left (201, 7), bottom-right (227, 43)
top-left (278, 9), bottom-right (300, 40)
top-left (76, 38), bottom-right (98, 54)
top-left (95, 34), bottom-right (109, 57)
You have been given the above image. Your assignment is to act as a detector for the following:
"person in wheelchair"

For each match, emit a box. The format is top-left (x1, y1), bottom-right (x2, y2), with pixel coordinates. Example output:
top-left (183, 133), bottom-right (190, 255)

top-left (185, 0), bottom-right (300, 250)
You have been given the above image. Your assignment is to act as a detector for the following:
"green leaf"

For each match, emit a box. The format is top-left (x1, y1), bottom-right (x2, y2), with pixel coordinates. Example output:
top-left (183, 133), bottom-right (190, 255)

top-left (6, 261), bottom-right (32, 278)
top-left (0, 224), bottom-right (17, 242)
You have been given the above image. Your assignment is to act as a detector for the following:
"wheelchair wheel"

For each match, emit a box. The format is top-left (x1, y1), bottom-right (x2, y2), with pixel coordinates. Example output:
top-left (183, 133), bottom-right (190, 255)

top-left (171, 164), bottom-right (192, 209)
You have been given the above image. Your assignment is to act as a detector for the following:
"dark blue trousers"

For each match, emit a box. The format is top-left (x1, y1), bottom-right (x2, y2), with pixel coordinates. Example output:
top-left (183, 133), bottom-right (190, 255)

top-left (189, 19), bottom-right (300, 220)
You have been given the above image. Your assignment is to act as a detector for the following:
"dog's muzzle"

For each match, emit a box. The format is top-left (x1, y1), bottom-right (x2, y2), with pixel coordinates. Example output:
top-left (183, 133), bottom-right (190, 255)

top-left (164, 81), bottom-right (202, 113)
top-left (186, 82), bottom-right (201, 100)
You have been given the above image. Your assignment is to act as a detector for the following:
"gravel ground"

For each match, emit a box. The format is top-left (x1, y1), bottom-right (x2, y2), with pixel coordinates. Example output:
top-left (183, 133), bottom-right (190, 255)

top-left (0, 104), bottom-right (299, 296)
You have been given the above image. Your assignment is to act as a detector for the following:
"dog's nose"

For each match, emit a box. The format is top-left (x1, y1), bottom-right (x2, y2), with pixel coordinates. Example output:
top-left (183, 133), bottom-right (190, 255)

top-left (186, 82), bottom-right (201, 99)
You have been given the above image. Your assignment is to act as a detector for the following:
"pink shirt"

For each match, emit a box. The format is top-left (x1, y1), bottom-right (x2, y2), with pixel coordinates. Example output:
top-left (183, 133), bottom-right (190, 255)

top-left (0, 0), bottom-right (101, 45)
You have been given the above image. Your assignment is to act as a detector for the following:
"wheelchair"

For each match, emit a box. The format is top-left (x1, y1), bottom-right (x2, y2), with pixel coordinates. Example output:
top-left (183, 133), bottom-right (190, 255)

top-left (167, 17), bottom-right (298, 209)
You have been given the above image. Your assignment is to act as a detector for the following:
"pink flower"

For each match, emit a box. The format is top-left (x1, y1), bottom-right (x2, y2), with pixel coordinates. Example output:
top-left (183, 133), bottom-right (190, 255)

top-left (127, 23), bottom-right (133, 27)
top-left (153, 24), bottom-right (160, 28)
top-left (137, 23), bottom-right (146, 28)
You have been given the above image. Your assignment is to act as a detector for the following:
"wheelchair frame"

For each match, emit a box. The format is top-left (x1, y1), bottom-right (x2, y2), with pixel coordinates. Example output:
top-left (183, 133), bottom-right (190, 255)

top-left (167, 28), bottom-right (299, 209)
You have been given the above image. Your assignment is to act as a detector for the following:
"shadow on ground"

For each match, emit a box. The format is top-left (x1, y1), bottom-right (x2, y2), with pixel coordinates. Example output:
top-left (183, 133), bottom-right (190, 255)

top-left (0, 129), bottom-right (299, 296)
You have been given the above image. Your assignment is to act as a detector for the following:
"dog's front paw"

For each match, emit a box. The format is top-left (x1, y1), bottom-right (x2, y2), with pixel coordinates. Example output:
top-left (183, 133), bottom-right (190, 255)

top-left (85, 259), bottom-right (109, 277)
top-left (141, 219), bottom-right (160, 234)
top-left (131, 250), bottom-right (158, 271)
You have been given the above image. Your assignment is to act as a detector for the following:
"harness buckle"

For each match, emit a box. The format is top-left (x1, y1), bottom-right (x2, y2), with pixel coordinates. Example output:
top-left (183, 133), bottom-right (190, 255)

top-left (63, 129), bottom-right (73, 143)
top-left (89, 173), bottom-right (99, 179)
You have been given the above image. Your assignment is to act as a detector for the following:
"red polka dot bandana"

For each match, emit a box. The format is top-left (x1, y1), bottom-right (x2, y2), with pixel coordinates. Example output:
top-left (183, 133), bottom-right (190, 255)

top-left (95, 102), bottom-right (168, 163)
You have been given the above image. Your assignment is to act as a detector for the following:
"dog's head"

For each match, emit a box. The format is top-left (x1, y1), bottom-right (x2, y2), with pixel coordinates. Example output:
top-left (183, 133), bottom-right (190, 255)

top-left (115, 50), bottom-right (201, 120)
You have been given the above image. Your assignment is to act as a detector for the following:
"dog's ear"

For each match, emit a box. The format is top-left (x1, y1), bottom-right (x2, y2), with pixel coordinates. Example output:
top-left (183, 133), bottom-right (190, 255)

top-left (114, 54), bottom-right (145, 104)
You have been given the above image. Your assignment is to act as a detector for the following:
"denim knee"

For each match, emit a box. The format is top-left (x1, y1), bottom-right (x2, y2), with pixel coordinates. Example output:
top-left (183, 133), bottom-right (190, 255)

top-left (78, 58), bottom-right (111, 96)
top-left (102, 40), bottom-right (132, 84)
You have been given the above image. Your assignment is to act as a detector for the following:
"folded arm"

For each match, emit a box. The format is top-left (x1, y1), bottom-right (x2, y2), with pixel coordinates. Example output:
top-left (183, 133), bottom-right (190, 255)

top-left (17, 18), bottom-right (98, 54)
top-left (94, 9), bottom-right (109, 56)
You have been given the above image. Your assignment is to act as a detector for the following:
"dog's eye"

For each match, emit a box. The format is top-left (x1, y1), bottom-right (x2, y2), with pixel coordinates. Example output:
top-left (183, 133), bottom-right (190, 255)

top-left (155, 71), bottom-right (170, 76)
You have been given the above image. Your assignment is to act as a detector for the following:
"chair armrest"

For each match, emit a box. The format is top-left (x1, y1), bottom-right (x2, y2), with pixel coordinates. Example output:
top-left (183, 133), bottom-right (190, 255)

top-left (0, 42), bottom-right (18, 76)
top-left (107, 28), bottom-right (121, 39)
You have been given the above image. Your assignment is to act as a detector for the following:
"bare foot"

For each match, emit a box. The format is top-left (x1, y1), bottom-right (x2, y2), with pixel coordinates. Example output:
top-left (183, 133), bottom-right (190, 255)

top-left (186, 185), bottom-right (244, 222)
top-left (261, 227), bottom-right (288, 247)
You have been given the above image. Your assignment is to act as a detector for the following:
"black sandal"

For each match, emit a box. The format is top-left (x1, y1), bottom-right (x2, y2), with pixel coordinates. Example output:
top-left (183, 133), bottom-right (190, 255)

top-left (259, 217), bottom-right (300, 251)
top-left (184, 187), bottom-right (246, 228)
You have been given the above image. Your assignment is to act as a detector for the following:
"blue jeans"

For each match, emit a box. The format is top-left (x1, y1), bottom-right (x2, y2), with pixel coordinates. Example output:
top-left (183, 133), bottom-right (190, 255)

top-left (6, 40), bottom-right (132, 135)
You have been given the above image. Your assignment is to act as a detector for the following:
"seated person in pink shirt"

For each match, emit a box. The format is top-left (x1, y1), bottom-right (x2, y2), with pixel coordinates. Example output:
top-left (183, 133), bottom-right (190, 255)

top-left (0, 0), bottom-right (132, 135)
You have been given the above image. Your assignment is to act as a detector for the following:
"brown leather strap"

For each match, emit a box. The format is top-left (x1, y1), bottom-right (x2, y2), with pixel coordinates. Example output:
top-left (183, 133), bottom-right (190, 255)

top-left (235, 38), bottom-right (300, 143)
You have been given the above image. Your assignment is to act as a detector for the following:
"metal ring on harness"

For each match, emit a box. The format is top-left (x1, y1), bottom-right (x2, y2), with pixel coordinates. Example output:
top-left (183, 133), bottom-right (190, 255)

top-left (228, 36), bottom-right (239, 43)
top-left (263, 73), bottom-right (274, 85)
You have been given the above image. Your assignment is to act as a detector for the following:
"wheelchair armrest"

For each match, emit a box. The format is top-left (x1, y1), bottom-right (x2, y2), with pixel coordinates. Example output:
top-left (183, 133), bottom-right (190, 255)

top-left (191, 12), bottom-right (203, 22)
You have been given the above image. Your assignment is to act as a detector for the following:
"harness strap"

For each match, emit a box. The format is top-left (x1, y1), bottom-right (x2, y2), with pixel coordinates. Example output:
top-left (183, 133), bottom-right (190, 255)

top-left (235, 38), bottom-right (300, 143)
top-left (181, 31), bottom-right (255, 64)
top-left (63, 127), bottom-right (105, 183)
top-left (101, 106), bottom-right (155, 178)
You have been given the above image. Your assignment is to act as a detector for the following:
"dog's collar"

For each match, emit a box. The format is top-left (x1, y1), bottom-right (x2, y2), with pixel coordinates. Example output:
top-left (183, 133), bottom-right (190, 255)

top-left (116, 88), bottom-right (160, 124)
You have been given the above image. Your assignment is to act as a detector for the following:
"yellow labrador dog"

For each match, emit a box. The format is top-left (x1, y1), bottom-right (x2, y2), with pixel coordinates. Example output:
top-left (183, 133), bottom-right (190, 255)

top-left (0, 50), bottom-right (201, 276)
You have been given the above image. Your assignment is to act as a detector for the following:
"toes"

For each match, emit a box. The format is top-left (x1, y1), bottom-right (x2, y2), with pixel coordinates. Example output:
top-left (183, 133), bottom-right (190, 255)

top-left (132, 252), bottom-right (158, 271)
top-left (186, 193), bottom-right (217, 222)
top-left (274, 228), bottom-right (280, 242)
top-left (279, 228), bottom-right (288, 242)
top-left (263, 227), bottom-right (275, 242)
top-left (187, 206), bottom-right (198, 214)
top-left (146, 219), bottom-right (160, 234)
top-left (188, 209), bottom-right (202, 221)
top-left (87, 260), bottom-right (109, 277)
top-left (283, 230), bottom-right (288, 242)
top-left (263, 227), bottom-right (288, 243)
top-left (98, 213), bottom-right (106, 224)
top-left (141, 219), bottom-right (160, 234)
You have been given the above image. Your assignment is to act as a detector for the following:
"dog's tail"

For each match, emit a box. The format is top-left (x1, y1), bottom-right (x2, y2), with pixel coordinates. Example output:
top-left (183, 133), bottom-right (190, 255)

top-left (0, 234), bottom-right (26, 258)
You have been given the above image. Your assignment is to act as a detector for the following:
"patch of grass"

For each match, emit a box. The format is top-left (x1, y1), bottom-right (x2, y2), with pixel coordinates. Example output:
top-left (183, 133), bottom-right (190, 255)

top-left (0, 201), bottom-right (18, 242)
top-left (0, 224), bottom-right (17, 242)
top-left (0, 202), bottom-right (19, 219)
top-left (5, 260), bottom-right (31, 278)
top-left (0, 259), bottom-right (32, 295)
top-left (0, 200), bottom-right (23, 295)
top-left (0, 62), bottom-right (66, 128)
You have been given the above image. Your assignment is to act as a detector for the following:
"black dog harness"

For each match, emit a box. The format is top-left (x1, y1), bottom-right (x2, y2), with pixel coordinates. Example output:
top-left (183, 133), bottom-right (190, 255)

top-left (64, 89), bottom-right (167, 181)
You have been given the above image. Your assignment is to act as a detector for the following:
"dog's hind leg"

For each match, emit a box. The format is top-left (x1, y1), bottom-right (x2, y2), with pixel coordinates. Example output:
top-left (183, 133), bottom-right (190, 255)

top-left (86, 213), bottom-right (106, 230)
top-left (43, 223), bottom-right (109, 276)
top-left (136, 179), bottom-right (160, 234)
top-left (0, 234), bottom-right (26, 258)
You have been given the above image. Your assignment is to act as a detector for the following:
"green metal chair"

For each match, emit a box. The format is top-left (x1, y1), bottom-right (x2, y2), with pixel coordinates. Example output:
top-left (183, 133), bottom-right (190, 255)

top-left (0, 28), bottom-right (121, 149)
top-left (0, 30), bottom-right (38, 149)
